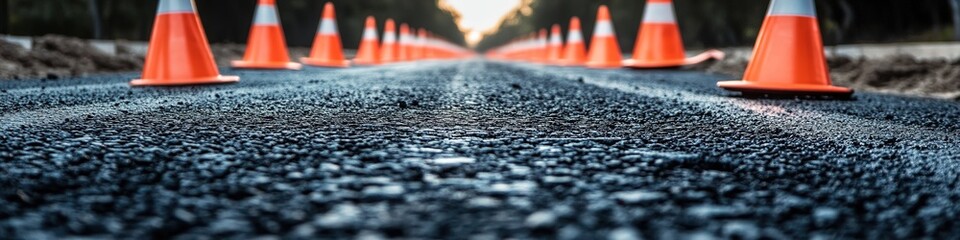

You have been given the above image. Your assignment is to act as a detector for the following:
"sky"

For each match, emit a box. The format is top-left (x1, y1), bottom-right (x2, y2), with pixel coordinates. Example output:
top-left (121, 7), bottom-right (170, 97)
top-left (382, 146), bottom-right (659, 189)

top-left (443, 0), bottom-right (522, 45)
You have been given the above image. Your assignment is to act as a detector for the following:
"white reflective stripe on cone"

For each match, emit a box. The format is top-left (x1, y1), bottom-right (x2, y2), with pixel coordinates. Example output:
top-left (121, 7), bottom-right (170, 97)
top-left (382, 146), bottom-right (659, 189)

top-left (362, 28), bottom-right (378, 40)
top-left (550, 33), bottom-right (562, 45)
top-left (593, 21), bottom-right (614, 37)
top-left (253, 5), bottom-right (280, 26)
top-left (383, 32), bottom-right (397, 43)
top-left (768, 0), bottom-right (817, 17)
top-left (642, 3), bottom-right (676, 23)
top-left (318, 19), bottom-right (338, 34)
top-left (567, 30), bottom-right (583, 43)
top-left (158, 0), bottom-right (195, 14)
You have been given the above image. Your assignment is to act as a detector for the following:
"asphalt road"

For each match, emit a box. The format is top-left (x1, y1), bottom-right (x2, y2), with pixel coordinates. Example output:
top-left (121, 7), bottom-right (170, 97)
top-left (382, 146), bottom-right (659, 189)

top-left (1, 59), bottom-right (959, 239)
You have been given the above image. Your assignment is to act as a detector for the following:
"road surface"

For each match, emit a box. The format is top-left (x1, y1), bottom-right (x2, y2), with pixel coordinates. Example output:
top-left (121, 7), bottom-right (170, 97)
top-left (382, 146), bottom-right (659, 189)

top-left (1, 59), bottom-right (959, 239)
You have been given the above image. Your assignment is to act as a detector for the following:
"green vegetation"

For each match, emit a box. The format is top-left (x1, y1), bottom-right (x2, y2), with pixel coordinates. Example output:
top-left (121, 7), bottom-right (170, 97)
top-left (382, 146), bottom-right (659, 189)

top-left (476, 0), bottom-right (960, 52)
top-left (1, 0), bottom-right (465, 48)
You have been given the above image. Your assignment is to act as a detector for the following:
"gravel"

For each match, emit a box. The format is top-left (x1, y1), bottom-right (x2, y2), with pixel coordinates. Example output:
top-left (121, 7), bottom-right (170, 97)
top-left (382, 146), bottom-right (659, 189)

top-left (1, 60), bottom-right (959, 239)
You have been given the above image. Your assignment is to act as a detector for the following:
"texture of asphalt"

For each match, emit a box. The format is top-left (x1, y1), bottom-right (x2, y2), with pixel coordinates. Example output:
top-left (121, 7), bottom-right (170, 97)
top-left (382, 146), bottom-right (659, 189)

top-left (1, 59), bottom-right (959, 239)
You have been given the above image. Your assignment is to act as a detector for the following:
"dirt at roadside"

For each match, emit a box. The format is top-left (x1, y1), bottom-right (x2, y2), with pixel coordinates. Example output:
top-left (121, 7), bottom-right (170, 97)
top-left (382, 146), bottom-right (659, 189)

top-left (0, 35), bottom-right (311, 80)
top-left (0, 35), bottom-right (142, 80)
top-left (697, 52), bottom-right (960, 100)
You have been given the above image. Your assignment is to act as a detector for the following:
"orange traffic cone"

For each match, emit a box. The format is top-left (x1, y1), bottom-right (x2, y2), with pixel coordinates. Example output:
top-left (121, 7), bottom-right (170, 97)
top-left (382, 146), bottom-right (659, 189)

top-left (562, 17), bottom-right (587, 66)
top-left (353, 16), bottom-right (380, 65)
top-left (380, 19), bottom-right (398, 63)
top-left (518, 35), bottom-right (532, 62)
top-left (231, 0), bottom-right (301, 70)
top-left (301, 2), bottom-right (349, 68)
top-left (624, 0), bottom-right (723, 69)
top-left (717, 0), bottom-right (852, 96)
top-left (414, 28), bottom-right (427, 60)
top-left (535, 29), bottom-right (548, 63)
top-left (423, 32), bottom-right (435, 59)
top-left (547, 24), bottom-right (564, 65)
top-left (586, 5), bottom-right (623, 69)
top-left (398, 24), bottom-right (412, 62)
top-left (426, 32), bottom-right (440, 59)
top-left (132, 0), bottom-right (238, 86)
top-left (406, 28), bottom-right (416, 61)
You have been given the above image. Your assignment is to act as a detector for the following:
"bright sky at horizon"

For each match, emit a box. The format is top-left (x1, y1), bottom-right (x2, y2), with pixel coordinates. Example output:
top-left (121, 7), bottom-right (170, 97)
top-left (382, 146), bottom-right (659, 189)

top-left (443, 0), bottom-right (522, 45)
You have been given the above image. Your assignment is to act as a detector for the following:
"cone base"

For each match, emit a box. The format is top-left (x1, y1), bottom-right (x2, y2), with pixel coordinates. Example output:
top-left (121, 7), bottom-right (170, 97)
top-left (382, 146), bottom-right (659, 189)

top-left (131, 75), bottom-right (240, 87)
top-left (351, 59), bottom-right (381, 66)
top-left (624, 50), bottom-right (726, 69)
top-left (623, 59), bottom-right (687, 69)
top-left (717, 80), bottom-right (854, 97)
top-left (557, 62), bottom-right (585, 67)
top-left (231, 60), bottom-right (303, 70)
top-left (300, 57), bottom-right (350, 68)
top-left (585, 61), bottom-right (623, 69)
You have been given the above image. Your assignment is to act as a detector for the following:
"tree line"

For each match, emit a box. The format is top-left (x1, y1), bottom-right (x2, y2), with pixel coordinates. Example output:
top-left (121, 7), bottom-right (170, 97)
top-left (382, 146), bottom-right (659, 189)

top-left (476, 0), bottom-right (960, 52)
top-left (0, 0), bottom-right (466, 48)
top-left (3, 0), bottom-right (959, 52)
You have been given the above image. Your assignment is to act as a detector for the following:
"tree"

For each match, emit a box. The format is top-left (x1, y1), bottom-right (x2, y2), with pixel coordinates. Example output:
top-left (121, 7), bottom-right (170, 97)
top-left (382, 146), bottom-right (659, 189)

top-left (0, 0), bottom-right (7, 34)
top-left (950, 0), bottom-right (960, 40)
top-left (88, 0), bottom-right (102, 39)
top-left (477, 0), bottom-right (957, 52)
top-left (5, 0), bottom-right (466, 47)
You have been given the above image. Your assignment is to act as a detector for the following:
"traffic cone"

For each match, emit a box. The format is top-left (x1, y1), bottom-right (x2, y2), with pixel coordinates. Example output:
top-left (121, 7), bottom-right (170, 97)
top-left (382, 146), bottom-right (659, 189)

top-left (131, 0), bottom-right (239, 86)
top-left (414, 28), bottom-right (427, 60)
top-left (624, 0), bottom-right (724, 69)
top-left (380, 19), bottom-right (398, 63)
top-left (301, 2), bottom-right (349, 68)
top-left (407, 28), bottom-right (417, 61)
top-left (352, 16), bottom-right (380, 65)
top-left (536, 29), bottom-right (549, 63)
top-left (421, 32), bottom-right (433, 60)
top-left (586, 5), bottom-right (623, 69)
top-left (398, 24), bottom-right (412, 61)
top-left (514, 38), bottom-right (529, 61)
top-left (562, 17), bottom-right (587, 66)
top-left (426, 32), bottom-right (440, 59)
top-left (547, 24), bottom-right (564, 65)
top-left (231, 0), bottom-right (301, 70)
top-left (717, 0), bottom-right (853, 96)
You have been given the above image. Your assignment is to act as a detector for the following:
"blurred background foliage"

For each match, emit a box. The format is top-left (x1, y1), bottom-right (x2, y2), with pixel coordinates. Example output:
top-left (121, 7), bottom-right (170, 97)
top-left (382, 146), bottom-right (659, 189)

top-left (2, 0), bottom-right (960, 52)
top-left (0, 0), bottom-right (466, 48)
top-left (476, 0), bottom-right (960, 52)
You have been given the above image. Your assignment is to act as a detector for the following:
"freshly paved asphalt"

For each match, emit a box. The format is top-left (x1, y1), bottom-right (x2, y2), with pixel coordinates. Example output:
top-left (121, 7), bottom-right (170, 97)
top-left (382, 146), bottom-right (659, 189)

top-left (1, 59), bottom-right (959, 239)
